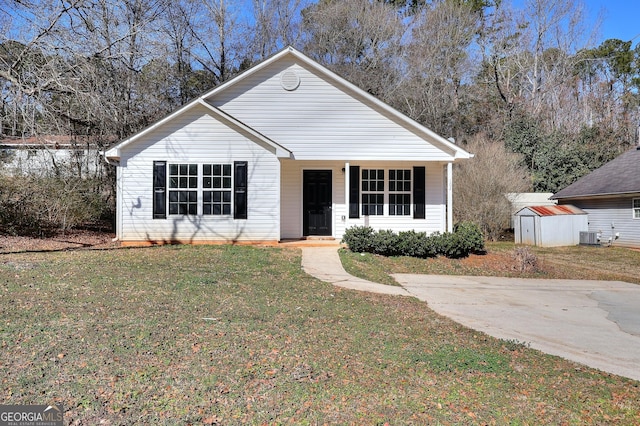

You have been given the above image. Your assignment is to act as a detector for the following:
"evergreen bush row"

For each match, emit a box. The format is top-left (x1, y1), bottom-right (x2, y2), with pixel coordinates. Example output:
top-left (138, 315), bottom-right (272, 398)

top-left (342, 222), bottom-right (484, 259)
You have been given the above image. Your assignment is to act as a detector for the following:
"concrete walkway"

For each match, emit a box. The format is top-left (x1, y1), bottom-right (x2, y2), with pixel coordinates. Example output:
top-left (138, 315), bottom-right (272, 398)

top-left (300, 247), bottom-right (410, 297)
top-left (301, 247), bottom-right (640, 382)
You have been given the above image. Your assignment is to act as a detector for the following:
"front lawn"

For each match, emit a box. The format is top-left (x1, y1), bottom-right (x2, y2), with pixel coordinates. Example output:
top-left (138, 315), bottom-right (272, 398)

top-left (1, 245), bottom-right (639, 424)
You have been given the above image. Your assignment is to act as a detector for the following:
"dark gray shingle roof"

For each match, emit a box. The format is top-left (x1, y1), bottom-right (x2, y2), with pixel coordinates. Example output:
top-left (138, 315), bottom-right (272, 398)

top-left (552, 148), bottom-right (640, 200)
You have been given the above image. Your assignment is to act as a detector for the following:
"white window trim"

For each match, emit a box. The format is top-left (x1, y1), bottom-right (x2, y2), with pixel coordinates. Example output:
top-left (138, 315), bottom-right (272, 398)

top-left (633, 198), bottom-right (640, 219)
top-left (202, 163), bottom-right (233, 216)
top-left (361, 168), bottom-right (385, 216)
top-left (361, 168), bottom-right (414, 217)
top-left (389, 169), bottom-right (412, 216)
top-left (167, 163), bottom-right (233, 217)
top-left (168, 163), bottom-right (198, 216)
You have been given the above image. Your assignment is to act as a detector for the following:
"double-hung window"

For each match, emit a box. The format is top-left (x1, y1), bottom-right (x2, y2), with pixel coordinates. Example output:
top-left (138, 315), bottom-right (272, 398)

top-left (169, 164), bottom-right (198, 215)
top-left (348, 165), bottom-right (423, 219)
top-left (361, 169), bottom-right (384, 215)
top-left (159, 162), bottom-right (239, 217)
top-left (203, 164), bottom-right (232, 215)
top-left (389, 169), bottom-right (411, 215)
top-left (633, 198), bottom-right (640, 219)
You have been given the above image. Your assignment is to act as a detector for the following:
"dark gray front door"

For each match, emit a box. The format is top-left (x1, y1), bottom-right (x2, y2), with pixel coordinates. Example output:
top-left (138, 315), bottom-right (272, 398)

top-left (303, 170), bottom-right (332, 236)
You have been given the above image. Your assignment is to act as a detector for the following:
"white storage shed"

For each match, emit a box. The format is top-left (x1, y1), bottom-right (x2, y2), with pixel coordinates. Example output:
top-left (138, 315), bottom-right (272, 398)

top-left (514, 205), bottom-right (588, 247)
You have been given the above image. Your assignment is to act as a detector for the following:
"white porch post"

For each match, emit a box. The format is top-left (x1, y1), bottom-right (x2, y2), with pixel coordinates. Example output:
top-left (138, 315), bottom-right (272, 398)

top-left (344, 162), bottom-right (350, 231)
top-left (447, 162), bottom-right (453, 233)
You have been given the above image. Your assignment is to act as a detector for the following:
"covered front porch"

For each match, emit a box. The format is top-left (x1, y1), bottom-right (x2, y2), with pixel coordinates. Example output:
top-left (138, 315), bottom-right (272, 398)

top-left (279, 159), bottom-right (454, 241)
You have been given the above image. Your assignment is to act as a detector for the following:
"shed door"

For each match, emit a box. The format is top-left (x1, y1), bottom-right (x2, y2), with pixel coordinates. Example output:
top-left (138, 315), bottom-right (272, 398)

top-left (303, 170), bottom-right (332, 236)
top-left (520, 216), bottom-right (536, 245)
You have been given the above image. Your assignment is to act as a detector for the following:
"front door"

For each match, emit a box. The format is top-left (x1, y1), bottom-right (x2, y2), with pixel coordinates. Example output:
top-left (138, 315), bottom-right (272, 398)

top-left (303, 170), bottom-right (332, 236)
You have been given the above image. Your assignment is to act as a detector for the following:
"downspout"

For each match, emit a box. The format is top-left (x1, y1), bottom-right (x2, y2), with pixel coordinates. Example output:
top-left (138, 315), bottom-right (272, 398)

top-left (447, 162), bottom-right (453, 233)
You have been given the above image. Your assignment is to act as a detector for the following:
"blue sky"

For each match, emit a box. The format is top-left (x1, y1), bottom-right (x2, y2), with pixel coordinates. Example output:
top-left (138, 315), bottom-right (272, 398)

top-left (584, 0), bottom-right (640, 44)
top-left (511, 0), bottom-right (640, 46)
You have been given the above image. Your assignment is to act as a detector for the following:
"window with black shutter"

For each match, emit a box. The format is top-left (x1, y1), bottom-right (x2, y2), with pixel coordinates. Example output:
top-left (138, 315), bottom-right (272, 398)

top-left (153, 161), bottom-right (167, 219)
top-left (234, 161), bottom-right (248, 219)
top-left (154, 161), bottom-right (242, 218)
top-left (349, 165), bottom-right (360, 218)
top-left (413, 166), bottom-right (426, 219)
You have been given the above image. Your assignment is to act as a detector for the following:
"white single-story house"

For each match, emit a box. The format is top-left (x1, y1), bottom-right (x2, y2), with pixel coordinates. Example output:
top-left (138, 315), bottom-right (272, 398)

top-left (551, 147), bottom-right (640, 248)
top-left (105, 46), bottom-right (472, 245)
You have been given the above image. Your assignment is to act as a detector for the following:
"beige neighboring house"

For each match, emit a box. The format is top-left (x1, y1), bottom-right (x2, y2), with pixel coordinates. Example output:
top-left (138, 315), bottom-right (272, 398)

top-left (104, 46), bottom-right (473, 245)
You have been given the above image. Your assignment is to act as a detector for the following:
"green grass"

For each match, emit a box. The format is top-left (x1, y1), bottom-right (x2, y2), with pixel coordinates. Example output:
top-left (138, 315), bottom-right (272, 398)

top-left (1, 245), bottom-right (639, 424)
top-left (340, 242), bottom-right (640, 285)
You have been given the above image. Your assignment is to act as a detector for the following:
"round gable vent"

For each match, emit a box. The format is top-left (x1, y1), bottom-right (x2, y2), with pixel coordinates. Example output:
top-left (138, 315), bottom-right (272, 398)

top-left (280, 70), bottom-right (300, 91)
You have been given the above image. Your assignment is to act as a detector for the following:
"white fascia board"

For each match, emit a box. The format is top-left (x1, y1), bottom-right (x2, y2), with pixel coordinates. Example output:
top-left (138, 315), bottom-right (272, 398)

top-left (105, 147), bottom-right (120, 160)
top-left (197, 100), bottom-right (292, 158)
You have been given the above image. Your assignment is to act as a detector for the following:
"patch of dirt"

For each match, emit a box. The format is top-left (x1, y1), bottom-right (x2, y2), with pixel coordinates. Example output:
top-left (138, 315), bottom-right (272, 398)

top-left (0, 229), bottom-right (117, 253)
top-left (455, 251), bottom-right (523, 273)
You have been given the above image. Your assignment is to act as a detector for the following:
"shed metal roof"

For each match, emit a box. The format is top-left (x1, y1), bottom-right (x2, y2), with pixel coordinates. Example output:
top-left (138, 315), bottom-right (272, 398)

top-left (516, 205), bottom-right (586, 216)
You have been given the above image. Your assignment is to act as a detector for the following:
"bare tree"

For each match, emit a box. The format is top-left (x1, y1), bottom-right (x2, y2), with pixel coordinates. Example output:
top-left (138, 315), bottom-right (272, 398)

top-left (396, 0), bottom-right (481, 138)
top-left (479, 0), bottom-right (597, 132)
top-left (250, 0), bottom-right (311, 60)
top-left (187, 0), bottom-right (250, 85)
top-left (454, 134), bottom-right (532, 241)
top-left (301, 0), bottom-right (405, 102)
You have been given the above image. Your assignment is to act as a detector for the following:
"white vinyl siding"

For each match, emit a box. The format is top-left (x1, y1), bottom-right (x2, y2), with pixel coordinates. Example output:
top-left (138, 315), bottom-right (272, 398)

top-left (116, 105), bottom-right (280, 242)
top-left (209, 58), bottom-right (455, 161)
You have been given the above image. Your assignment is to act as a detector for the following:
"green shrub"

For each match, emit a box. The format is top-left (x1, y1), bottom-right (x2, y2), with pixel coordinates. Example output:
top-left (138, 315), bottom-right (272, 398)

top-left (454, 221), bottom-right (485, 254)
top-left (342, 223), bottom-right (485, 259)
top-left (436, 232), bottom-right (465, 259)
top-left (371, 229), bottom-right (401, 256)
top-left (397, 230), bottom-right (430, 258)
top-left (341, 226), bottom-right (375, 253)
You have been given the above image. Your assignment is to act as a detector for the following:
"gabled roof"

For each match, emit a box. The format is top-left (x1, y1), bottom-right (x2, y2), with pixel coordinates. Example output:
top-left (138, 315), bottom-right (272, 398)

top-left (551, 148), bottom-right (640, 200)
top-left (105, 99), bottom-right (291, 160)
top-left (105, 46), bottom-right (471, 161)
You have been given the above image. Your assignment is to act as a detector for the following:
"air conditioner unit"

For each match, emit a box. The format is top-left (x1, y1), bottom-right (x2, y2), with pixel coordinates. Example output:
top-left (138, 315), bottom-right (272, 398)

top-left (579, 231), bottom-right (600, 245)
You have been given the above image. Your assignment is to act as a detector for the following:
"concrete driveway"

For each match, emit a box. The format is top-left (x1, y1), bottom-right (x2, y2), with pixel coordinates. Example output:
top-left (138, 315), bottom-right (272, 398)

top-left (393, 274), bottom-right (640, 382)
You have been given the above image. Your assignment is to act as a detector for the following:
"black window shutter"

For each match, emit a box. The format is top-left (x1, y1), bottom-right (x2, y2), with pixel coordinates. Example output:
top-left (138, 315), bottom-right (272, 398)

top-left (153, 161), bottom-right (167, 219)
top-left (413, 166), bottom-right (426, 219)
top-left (234, 161), bottom-right (248, 219)
top-left (349, 165), bottom-right (360, 218)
